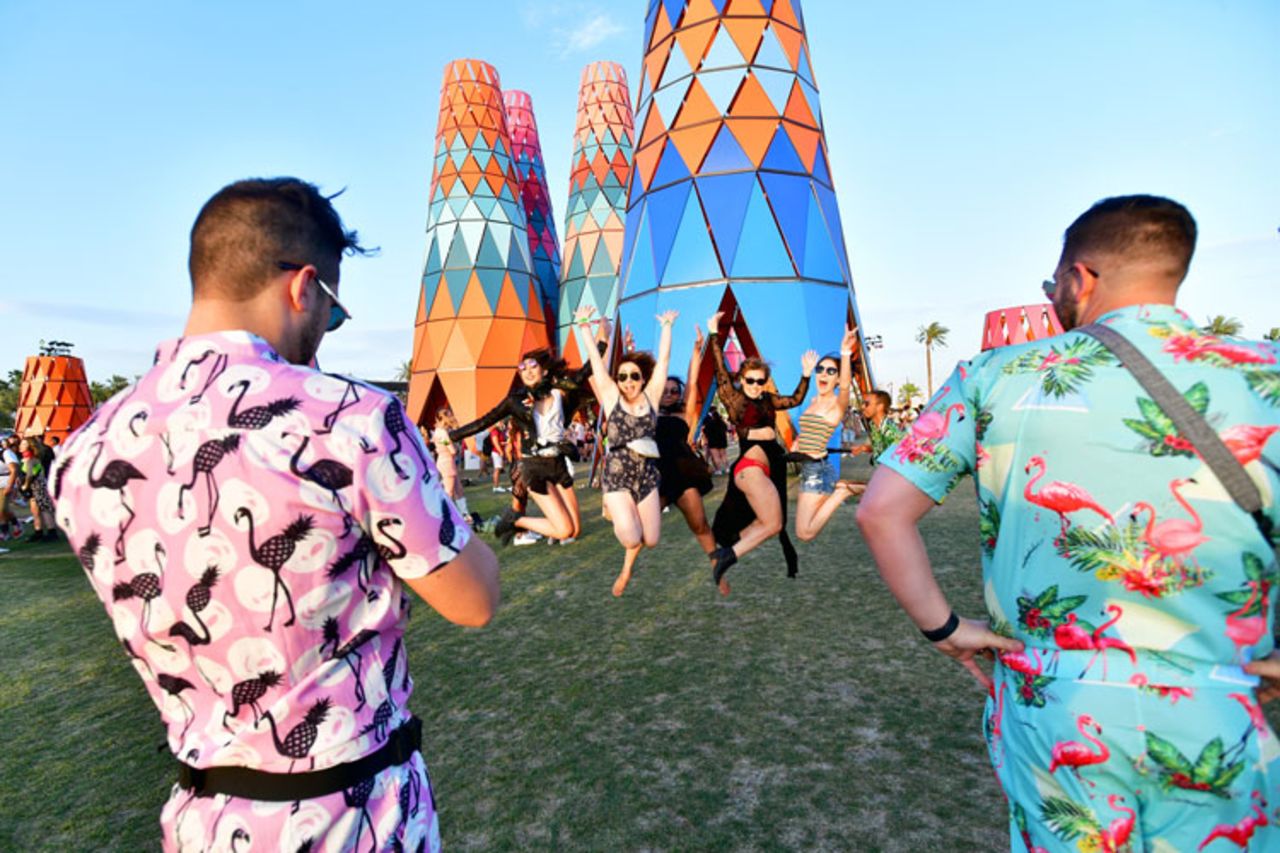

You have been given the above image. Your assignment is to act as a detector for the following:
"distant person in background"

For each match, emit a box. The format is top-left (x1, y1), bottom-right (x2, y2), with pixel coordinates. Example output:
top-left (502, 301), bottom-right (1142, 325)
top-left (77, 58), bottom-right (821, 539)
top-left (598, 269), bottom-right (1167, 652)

top-left (488, 423), bottom-right (507, 492)
top-left (702, 406), bottom-right (729, 475)
top-left (858, 195), bottom-right (1280, 851)
top-left (1, 435), bottom-right (24, 540)
top-left (18, 437), bottom-right (56, 541)
top-left (432, 408), bottom-right (468, 520)
top-left (850, 390), bottom-right (903, 466)
top-left (52, 177), bottom-right (499, 851)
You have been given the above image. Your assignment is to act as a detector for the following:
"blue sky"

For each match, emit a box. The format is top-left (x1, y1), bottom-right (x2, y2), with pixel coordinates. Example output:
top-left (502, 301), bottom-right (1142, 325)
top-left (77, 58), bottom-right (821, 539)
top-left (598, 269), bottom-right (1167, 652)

top-left (2, 0), bottom-right (1277, 398)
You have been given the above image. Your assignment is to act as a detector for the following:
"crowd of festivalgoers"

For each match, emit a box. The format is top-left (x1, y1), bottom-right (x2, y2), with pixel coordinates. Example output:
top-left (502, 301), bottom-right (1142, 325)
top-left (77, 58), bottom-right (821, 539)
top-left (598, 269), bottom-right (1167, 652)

top-left (0, 430), bottom-right (60, 543)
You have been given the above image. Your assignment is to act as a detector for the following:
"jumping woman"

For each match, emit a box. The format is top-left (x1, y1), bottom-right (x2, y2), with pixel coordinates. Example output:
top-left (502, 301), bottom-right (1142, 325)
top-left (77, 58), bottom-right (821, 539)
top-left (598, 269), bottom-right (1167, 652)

top-left (792, 326), bottom-right (865, 541)
top-left (574, 307), bottom-right (677, 596)
top-left (655, 326), bottom-right (715, 557)
top-left (706, 311), bottom-right (815, 591)
top-left (450, 343), bottom-right (601, 546)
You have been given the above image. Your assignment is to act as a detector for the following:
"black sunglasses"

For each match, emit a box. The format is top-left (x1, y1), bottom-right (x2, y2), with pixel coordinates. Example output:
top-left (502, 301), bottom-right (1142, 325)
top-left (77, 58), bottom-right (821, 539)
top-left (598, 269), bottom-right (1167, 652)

top-left (277, 261), bottom-right (352, 332)
top-left (815, 365), bottom-right (839, 376)
top-left (742, 376), bottom-right (768, 386)
top-left (616, 370), bottom-right (643, 382)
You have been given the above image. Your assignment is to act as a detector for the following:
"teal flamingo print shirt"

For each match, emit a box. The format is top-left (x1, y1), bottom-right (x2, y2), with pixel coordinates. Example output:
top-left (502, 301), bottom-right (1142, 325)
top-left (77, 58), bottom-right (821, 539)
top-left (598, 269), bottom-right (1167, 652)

top-left (881, 304), bottom-right (1280, 670)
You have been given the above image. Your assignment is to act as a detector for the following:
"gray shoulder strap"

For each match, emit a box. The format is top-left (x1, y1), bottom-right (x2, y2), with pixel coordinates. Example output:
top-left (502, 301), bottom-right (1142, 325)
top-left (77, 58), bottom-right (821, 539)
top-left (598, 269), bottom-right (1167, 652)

top-left (1078, 323), bottom-right (1273, 540)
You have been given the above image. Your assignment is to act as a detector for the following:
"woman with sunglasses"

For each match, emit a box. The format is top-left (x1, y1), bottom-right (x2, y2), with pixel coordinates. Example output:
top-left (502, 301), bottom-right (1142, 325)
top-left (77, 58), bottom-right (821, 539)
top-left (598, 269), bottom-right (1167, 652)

top-left (706, 311), bottom-right (816, 592)
top-left (655, 327), bottom-right (716, 557)
top-left (449, 340), bottom-right (604, 546)
top-left (792, 326), bottom-right (867, 542)
top-left (574, 307), bottom-right (677, 596)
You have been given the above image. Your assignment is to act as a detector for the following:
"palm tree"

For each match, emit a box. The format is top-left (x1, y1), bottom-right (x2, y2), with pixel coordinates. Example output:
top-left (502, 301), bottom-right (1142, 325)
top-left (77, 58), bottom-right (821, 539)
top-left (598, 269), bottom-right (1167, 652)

top-left (898, 382), bottom-right (922, 409)
top-left (1203, 315), bottom-right (1243, 337)
top-left (916, 322), bottom-right (950, 397)
top-left (1264, 328), bottom-right (1280, 342)
top-left (395, 359), bottom-right (412, 382)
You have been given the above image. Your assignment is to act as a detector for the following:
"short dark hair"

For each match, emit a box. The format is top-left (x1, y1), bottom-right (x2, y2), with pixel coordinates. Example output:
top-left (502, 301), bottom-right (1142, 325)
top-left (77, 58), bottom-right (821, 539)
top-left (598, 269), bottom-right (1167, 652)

top-left (189, 177), bottom-right (373, 301)
top-left (1062, 195), bottom-right (1196, 282)
top-left (737, 357), bottom-right (770, 382)
top-left (869, 390), bottom-right (892, 409)
top-left (619, 352), bottom-right (657, 384)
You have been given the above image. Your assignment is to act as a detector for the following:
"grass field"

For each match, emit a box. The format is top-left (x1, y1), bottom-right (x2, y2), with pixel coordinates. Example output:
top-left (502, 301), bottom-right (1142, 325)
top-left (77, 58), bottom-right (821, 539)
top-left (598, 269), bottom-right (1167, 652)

top-left (0, 455), bottom-right (1135, 850)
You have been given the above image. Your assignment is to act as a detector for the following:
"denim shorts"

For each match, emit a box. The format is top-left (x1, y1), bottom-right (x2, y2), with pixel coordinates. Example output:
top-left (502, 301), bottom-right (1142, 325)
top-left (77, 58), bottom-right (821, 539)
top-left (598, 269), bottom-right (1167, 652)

top-left (798, 457), bottom-right (837, 494)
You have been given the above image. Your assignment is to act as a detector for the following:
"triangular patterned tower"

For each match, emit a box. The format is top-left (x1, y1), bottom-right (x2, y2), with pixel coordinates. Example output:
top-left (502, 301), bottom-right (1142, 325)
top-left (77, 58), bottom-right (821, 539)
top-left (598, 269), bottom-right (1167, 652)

top-left (408, 59), bottom-right (551, 427)
top-left (503, 89), bottom-right (561, 347)
top-left (557, 62), bottom-right (635, 367)
top-left (617, 0), bottom-right (873, 402)
top-left (16, 354), bottom-right (94, 442)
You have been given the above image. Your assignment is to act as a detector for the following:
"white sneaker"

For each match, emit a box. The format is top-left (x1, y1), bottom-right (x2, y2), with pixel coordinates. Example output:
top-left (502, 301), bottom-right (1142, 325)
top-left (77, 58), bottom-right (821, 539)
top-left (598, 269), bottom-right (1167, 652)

top-left (513, 531), bottom-right (543, 546)
top-left (557, 537), bottom-right (576, 546)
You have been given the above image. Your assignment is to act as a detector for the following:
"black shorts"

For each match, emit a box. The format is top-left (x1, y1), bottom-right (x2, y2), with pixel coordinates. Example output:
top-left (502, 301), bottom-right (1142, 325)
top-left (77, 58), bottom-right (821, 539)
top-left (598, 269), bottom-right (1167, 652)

top-left (519, 455), bottom-right (574, 495)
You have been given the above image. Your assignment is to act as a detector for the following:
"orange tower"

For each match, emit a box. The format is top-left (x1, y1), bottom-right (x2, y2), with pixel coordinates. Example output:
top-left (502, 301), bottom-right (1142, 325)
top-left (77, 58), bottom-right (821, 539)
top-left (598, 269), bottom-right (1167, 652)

top-left (407, 59), bottom-right (551, 427)
top-left (981, 304), bottom-right (1065, 351)
top-left (15, 354), bottom-right (94, 443)
top-left (557, 61), bottom-right (635, 367)
top-left (503, 90), bottom-right (561, 347)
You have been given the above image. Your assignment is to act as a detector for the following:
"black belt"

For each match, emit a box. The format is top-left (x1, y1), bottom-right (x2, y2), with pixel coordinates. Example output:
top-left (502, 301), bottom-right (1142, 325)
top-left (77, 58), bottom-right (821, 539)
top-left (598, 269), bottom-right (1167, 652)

top-left (177, 716), bottom-right (422, 801)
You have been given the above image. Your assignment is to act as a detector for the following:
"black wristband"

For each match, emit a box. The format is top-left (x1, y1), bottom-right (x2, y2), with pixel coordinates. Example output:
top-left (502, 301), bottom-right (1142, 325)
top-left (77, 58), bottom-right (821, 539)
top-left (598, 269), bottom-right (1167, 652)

top-left (921, 611), bottom-right (960, 643)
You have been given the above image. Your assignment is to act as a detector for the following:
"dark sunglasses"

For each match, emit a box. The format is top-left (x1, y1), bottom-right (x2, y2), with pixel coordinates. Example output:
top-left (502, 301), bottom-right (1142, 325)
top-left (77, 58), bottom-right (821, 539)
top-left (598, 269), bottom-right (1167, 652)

top-left (616, 370), bottom-right (643, 382)
top-left (815, 365), bottom-right (839, 376)
top-left (277, 262), bottom-right (352, 332)
top-left (518, 359), bottom-right (541, 371)
top-left (1043, 264), bottom-right (1100, 300)
top-left (742, 376), bottom-right (768, 386)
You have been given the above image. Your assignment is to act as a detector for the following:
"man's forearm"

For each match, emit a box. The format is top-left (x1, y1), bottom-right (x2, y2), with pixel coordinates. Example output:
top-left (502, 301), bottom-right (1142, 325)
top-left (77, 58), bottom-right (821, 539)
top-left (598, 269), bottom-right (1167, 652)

top-left (857, 512), bottom-right (954, 631)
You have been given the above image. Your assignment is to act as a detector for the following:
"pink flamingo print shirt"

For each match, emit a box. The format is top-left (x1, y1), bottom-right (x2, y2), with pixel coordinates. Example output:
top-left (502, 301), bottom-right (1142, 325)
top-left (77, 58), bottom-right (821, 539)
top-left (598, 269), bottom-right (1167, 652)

top-left (880, 305), bottom-right (1280, 671)
top-left (53, 331), bottom-right (471, 850)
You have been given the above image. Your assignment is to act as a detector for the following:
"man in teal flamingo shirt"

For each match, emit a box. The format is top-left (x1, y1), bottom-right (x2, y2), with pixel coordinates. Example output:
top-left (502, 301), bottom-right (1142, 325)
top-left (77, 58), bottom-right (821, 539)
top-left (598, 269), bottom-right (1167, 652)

top-left (857, 195), bottom-right (1280, 851)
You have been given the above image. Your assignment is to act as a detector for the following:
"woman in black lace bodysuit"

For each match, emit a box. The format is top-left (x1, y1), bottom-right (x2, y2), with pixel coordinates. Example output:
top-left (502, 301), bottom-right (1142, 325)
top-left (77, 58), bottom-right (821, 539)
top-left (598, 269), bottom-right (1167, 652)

top-left (706, 311), bottom-right (816, 591)
top-left (574, 307), bottom-right (677, 597)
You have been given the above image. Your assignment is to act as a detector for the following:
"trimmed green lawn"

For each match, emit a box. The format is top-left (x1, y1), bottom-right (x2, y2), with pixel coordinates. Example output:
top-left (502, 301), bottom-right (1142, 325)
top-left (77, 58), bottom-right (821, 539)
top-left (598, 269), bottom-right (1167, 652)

top-left (0, 456), bottom-right (1130, 849)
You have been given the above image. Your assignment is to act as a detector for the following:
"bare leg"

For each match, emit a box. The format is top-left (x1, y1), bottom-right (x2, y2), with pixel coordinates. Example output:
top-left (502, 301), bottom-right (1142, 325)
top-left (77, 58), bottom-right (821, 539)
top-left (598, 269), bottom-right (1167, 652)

top-left (604, 491), bottom-right (643, 596)
top-left (794, 483), bottom-right (864, 542)
top-left (730, 464), bottom-right (782, 559)
top-left (517, 490), bottom-right (575, 540)
top-left (674, 488), bottom-right (714, 554)
top-left (553, 482), bottom-right (582, 539)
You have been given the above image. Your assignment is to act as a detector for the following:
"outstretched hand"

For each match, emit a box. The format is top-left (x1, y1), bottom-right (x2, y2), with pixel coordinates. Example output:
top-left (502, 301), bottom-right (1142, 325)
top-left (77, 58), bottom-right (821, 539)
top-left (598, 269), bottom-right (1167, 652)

top-left (1244, 653), bottom-right (1280, 704)
top-left (708, 311), bottom-right (724, 335)
top-left (841, 325), bottom-right (859, 353)
top-left (694, 324), bottom-right (705, 352)
top-left (801, 350), bottom-right (819, 375)
top-left (933, 618), bottom-right (1024, 693)
top-left (656, 309), bottom-right (678, 327)
top-left (574, 306), bottom-right (597, 327)
top-left (624, 325), bottom-right (636, 352)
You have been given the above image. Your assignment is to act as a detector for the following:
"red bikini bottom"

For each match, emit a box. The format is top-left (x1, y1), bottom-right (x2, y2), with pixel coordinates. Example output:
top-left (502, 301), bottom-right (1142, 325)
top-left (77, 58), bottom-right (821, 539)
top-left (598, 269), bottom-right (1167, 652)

top-left (733, 456), bottom-right (771, 478)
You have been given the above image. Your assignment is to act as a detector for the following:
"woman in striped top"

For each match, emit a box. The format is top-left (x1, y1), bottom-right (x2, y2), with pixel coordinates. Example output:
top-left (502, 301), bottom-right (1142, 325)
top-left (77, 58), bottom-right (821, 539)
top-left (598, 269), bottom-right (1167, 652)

top-left (793, 326), bottom-right (866, 541)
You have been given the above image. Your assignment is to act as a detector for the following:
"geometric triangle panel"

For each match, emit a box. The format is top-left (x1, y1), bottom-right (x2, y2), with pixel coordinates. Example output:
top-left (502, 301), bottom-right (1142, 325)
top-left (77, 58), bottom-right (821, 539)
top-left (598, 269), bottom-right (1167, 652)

top-left (410, 59), bottom-right (551, 426)
top-left (557, 61), bottom-right (635, 366)
top-left (14, 354), bottom-right (94, 444)
top-left (619, 0), bottom-right (875, 401)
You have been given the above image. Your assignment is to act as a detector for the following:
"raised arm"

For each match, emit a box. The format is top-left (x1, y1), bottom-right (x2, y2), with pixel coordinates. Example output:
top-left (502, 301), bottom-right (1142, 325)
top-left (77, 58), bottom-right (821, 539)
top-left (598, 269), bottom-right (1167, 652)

top-left (836, 325), bottom-right (857, 413)
top-left (773, 350), bottom-right (816, 410)
top-left (574, 306), bottom-right (618, 412)
top-left (644, 310), bottom-right (678, 408)
top-left (684, 324), bottom-right (706, 426)
top-left (450, 397), bottom-right (514, 443)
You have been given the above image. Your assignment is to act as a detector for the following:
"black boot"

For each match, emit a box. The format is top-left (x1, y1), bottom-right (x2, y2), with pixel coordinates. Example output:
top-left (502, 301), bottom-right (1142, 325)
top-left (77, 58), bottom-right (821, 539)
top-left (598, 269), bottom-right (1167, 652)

top-left (710, 546), bottom-right (737, 585)
top-left (493, 508), bottom-right (522, 547)
top-left (780, 532), bottom-right (798, 578)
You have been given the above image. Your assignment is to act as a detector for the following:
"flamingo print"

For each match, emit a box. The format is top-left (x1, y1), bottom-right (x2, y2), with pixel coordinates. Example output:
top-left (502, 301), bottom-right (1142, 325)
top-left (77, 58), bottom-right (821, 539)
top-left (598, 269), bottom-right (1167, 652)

top-left (1024, 455), bottom-right (1114, 540)
top-left (1200, 340), bottom-right (1276, 366)
top-left (1098, 795), bottom-right (1135, 853)
top-left (157, 673), bottom-right (198, 741)
top-left (112, 543), bottom-right (175, 652)
top-left (1130, 479), bottom-right (1207, 569)
top-left (223, 670), bottom-right (284, 728)
top-left (319, 617), bottom-right (378, 711)
top-left (1054, 606), bottom-right (1136, 678)
top-left (326, 531), bottom-right (378, 595)
top-left (910, 402), bottom-right (965, 442)
top-left (77, 532), bottom-right (102, 573)
top-left (88, 441), bottom-right (148, 563)
top-left (177, 433), bottom-right (241, 536)
top-left (168, 566), bottom-right (220, 647)
top-left (1225, 583), bottom-right (1267, 659)
top-left (234, 508), bottom-right (314, 631)
top-left (1199, 791), bottom-right (1269, 849)
top-left (257, 697), bottom-right (331, 771)
top-left (1048, 714), bottom-right (1110, 784)
top-left (1220, 424), bottom-right (1279, 466)
top-left (226, 380), bottom-right (301, 430)
top-left (381, 402), bottom-right (426, 481)
top-left (178, 348), bottom-right (228, 404)
top-left (1227, 693), bottom-right (1269, 739)
top-left (342, 776), bottom-right (379, 853)
top-left (284, 432), bottom-right (354, 533)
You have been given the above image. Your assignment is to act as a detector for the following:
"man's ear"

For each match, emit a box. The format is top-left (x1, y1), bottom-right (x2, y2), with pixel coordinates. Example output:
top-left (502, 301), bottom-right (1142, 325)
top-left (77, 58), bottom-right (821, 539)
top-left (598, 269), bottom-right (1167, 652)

top-left (1073, 262), bottom-right (1100, 303)
top-left (285, 265), bottom-right (314, 313)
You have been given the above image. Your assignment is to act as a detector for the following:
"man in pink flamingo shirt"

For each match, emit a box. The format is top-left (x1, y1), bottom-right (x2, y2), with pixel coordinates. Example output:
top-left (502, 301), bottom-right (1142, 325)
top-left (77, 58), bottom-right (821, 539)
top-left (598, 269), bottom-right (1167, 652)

top-left (53, 177), bottom-right (499, 851)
